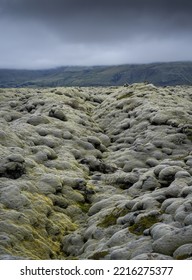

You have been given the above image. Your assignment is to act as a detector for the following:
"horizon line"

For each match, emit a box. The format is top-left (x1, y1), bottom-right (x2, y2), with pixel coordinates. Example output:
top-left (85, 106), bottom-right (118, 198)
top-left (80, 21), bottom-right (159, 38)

top-left (0, 60), bottom-right (192, 71)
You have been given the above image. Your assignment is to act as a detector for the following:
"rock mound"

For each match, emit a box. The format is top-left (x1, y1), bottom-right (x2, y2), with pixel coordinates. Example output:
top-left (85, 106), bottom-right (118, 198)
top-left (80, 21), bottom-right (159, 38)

top-left (0, 84), bottom-right (192, 259)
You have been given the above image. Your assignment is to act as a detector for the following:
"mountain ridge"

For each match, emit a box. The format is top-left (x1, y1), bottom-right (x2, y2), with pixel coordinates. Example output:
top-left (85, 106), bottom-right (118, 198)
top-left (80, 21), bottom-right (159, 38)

top-left (1, 61), bottom-right (192, 87)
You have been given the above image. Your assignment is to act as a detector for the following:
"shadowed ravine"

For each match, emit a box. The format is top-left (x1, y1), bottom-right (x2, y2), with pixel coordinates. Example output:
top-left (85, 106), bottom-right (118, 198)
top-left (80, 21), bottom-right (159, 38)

top-left (0, 84), bottom-right (192, 260)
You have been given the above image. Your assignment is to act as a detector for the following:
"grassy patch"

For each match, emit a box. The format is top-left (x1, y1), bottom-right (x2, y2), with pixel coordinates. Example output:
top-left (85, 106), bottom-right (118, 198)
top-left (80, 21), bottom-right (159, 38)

top-left (98, 208), bottom-right (128, 228)
top-left (176, 254), bottom-right (191, 260)
top-left (129, 215), bottom-right (160, 235)
top-left (78, 202), bottom-right (91, 213)
top-left (117, 91), bottom-right (134, 100)
top-left (88, 250), bottom-right (109, 260)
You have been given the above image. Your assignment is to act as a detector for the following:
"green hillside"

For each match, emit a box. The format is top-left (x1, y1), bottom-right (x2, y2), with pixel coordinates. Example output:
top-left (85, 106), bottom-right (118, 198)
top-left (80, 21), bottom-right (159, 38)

top-left (1, 62), bottom-right (192, 87)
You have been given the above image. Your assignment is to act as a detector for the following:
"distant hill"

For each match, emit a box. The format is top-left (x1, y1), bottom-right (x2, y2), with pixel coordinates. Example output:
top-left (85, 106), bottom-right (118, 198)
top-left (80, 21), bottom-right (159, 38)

top-left (1, 61), bottom-right (192, 87)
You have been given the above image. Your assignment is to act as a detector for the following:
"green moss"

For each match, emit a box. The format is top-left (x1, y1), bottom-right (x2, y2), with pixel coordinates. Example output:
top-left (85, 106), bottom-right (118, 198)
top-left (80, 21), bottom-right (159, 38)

top-left (66, 256), bottom-right (79, 260)
top-left (98, 208), bottom-right (129, 228)
top-left (129, 215), bottom-right (160, 235)
top-left (176, 254), bottom-right (190, 260)
top-left (117, 92), bottom-right (134, 100)
top-left (98, 212), bottom-right (117, 227)
top-left (78, 202), bottom-right (91, 213)
top-left (88, 250), bottom-right (109, 260)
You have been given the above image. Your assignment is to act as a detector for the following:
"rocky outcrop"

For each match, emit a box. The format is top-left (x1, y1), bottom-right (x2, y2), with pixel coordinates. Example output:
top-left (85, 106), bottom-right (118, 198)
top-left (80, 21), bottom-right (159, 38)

top-left (0, 84), bottom-right (192, 260)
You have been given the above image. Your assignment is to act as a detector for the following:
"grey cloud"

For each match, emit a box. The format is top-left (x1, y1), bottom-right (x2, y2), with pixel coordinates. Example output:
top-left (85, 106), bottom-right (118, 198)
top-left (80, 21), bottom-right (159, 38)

top-left (2, 1), bottom-right (192, 29)
top-left (2, 0), bottom-right (192, 21)
top-left (0, 0), bottom-right (192, 68)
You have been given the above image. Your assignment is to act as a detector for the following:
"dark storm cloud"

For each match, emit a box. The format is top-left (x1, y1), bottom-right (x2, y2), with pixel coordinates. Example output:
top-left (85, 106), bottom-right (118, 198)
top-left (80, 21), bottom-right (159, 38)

top-left (2, 0), bottom-right (192, 37)
top-left (0, 0), bottom-right (192, 68)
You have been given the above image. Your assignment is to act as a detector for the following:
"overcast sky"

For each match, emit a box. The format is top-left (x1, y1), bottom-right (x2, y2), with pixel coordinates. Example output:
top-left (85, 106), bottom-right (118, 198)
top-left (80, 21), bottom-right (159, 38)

top-left (0, 0), bottom-right (192, 69)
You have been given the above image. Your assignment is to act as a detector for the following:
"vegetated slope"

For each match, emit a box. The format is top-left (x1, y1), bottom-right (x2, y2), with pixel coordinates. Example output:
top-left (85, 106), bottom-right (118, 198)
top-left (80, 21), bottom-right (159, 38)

top-left (1, 61), bottom-right (192, 88)
top-left (0, 84), bottom-right (192, 260)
